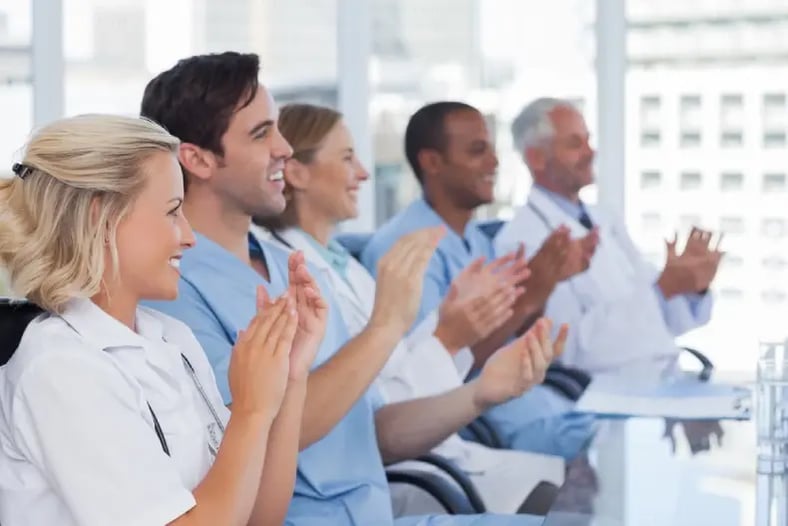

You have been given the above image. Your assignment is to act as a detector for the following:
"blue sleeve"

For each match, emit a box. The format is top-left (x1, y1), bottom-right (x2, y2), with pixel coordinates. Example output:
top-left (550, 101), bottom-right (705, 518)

top-left (144, 281), bottom-right (235, 405)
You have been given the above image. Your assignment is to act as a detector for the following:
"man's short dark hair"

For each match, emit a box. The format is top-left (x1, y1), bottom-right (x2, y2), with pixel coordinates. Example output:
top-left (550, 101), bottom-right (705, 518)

top-left (404, 101), bottom-right (479, 183)
top-left (140, 52), bottom-right (260, 156)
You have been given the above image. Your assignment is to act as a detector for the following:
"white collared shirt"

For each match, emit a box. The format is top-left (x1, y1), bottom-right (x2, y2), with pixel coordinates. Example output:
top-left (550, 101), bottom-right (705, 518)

top-left (0, 298), bottom-right (230, 526)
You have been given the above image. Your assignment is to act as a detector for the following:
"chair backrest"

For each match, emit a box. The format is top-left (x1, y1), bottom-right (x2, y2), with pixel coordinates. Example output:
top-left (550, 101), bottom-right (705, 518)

top-left (0, 299), bottom-right (43, 366)
top-left (335, 232), bottom-right (373, 262)
top-left (476, 219), bottom-right (505, 240)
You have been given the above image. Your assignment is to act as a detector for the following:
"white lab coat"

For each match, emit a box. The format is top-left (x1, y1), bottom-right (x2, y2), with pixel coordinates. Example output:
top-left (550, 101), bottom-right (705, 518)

top-left (256, 226), bottom-right (565, 514)
top-left (495, 186), bottom-right (713, 376)
top-left (0, 298), bottom-right (229, 526)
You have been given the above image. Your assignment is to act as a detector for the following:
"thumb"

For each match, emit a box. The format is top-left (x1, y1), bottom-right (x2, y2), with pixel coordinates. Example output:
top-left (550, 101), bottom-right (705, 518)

top-left (445, 280), bottom-right (459, 303)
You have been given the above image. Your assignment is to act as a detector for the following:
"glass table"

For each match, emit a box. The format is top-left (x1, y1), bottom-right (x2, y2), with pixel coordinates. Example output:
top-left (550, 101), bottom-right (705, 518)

top-left (544, 380), bottom-right (756, 526)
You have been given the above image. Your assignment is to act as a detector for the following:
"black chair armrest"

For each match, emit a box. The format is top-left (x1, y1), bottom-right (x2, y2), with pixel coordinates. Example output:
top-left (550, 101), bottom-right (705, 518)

top-left (385, 469), bottom-right (478, 515)
top-left (681, 346), bottom-right (714, 382)
top-left (415, 453), bottom-right (486, 513)
top-left (0, 299), bottom-right (43, 366)
top-left (543, 363), bottom-right (591, 402)
top-left (459, 415), bottom-right (504, 449)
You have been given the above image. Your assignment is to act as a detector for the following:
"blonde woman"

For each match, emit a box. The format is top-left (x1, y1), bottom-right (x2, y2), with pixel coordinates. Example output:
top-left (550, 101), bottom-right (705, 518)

top-left (0, 114), bottom-right (306, 526)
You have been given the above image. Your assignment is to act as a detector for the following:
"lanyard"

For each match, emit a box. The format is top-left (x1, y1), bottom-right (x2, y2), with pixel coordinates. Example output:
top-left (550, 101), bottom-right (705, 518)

top-left (149, 353), bottom-right (226, 457)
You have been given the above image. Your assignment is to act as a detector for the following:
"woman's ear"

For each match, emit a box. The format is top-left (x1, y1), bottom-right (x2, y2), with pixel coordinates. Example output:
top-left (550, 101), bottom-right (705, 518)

top-left (283, 158), bottom-right (312, 191)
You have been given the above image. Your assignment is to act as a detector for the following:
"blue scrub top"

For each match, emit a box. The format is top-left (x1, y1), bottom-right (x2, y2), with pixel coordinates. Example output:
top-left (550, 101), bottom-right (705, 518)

top-left (144, 233), bottom-right (396, 524)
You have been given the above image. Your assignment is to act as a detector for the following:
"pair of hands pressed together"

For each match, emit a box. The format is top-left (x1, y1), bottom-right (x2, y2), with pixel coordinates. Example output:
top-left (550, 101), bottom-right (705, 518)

top-left (228, 252), bottom-right (329, 420)
top-left (657, 227), bottom-right (724, 298)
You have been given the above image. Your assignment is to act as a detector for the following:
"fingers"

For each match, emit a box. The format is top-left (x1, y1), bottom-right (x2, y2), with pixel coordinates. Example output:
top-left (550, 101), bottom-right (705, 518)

top-left (247, 294), bottom-right (289, 349)
top-left (525, 331), bottom-right (546, 381)
top-left (464, 256), bottom-right (487, 275)
top-left (487, 252), bottom-right (516, 274)
top-left (273, 302), bottom-right (299, 358)
top-left (553, 323), bottom-right (569, 357)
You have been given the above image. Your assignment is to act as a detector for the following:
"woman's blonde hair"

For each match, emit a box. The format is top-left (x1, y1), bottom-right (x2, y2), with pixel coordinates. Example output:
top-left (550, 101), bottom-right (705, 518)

top-left (254, 103), bottom-right (342, 231)
top-left (0, 114), bottom-right (180, 313)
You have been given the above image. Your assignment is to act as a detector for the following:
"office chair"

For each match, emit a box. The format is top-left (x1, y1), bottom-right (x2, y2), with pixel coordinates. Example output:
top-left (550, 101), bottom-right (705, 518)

top-left (0, 299), bottom-right (43, 366)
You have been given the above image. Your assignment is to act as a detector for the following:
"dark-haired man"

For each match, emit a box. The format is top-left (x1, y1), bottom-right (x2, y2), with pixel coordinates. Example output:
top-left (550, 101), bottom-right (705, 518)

top-left (143, 52), bottom-right (549, 525)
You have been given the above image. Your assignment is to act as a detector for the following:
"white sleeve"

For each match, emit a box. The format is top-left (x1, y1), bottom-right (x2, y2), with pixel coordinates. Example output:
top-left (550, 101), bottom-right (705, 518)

top-left (12, 351), bottom-right (197, 526)
top-left (616, 222), bottom-right (714, 337)
top-left (408, 309), bottom-right (473, 377)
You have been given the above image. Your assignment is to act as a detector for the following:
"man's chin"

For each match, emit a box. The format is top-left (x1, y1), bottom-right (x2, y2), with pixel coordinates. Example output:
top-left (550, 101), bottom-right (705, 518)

top-left (250, 197), bottom-right (286, 221)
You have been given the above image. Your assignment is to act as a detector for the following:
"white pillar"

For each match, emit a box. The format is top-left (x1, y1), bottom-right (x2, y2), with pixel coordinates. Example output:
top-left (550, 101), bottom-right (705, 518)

top-left (595, 0), bottom-right (627, 217)
top-left (337, 0), bottom-right (375, 232)
top-left (31, 0), bottom-right (64, 126)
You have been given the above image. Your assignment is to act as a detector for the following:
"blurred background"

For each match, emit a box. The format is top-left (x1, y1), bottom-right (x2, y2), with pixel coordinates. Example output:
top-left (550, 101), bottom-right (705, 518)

top-left (2, 0), bottom-right (788, 375)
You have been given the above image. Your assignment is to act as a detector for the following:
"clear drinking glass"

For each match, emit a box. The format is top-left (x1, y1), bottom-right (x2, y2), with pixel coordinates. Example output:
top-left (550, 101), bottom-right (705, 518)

top-left (756, 340), bottom-right (788, 526)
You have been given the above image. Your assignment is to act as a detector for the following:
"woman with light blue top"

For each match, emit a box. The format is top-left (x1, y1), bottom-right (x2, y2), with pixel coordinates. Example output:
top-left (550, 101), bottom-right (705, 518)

top-left (254, 102), bottom-right (570, 517)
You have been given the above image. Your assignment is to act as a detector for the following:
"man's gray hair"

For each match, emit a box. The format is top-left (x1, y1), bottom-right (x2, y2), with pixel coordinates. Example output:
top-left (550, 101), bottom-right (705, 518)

top-left (510, 97), bottom-right (575, 154)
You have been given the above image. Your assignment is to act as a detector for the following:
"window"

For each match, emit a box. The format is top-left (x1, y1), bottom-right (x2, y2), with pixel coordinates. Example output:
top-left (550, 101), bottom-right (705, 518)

top-left (762, 93), bottom-right (786, 147)
top-left (64, 0), bottom-right (339, 115)
top-left (720, 94), bottom-right (744, 130)
top-left (640, 131), bottom-right (661, 147)
top-left (720, 131), bottom-right (743, 148)
top-left (640, 95), bottom-right (661, 130)
top-left (679, 95), bottom-right (703, 134)
top-left (0, 0), bottom-right (32, 167)
top-left (680, 171), bottom-right (702, 190)
top-left (763, 93), bottom-right (786, 130)
top-left (720, 216), bottom-right (745, 235)
top-left (762, 218), bottom-right (787, 238)
top-left (720, 172), bottom-right (744, 191)
top-left (763, 132), bottom-right (787, 148)
top-left (680, 132), bottom-right (701, 148)
top-left (640, 170), bottom-right (661, 189)
top-left (763, 173), bottom-right (787, 193)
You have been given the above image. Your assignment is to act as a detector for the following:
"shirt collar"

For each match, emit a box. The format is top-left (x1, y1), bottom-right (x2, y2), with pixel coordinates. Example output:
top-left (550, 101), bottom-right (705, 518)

top-left (418, 197), bottom-right (488, 252)
top-left (58, 297), bottom-right (163, 351)
top-left (296, 229), bottom-right (351, 278)
top-left (534, 184), bottom-right (585, 221)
